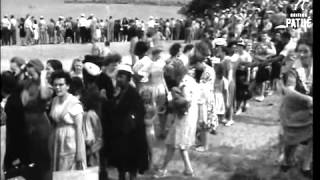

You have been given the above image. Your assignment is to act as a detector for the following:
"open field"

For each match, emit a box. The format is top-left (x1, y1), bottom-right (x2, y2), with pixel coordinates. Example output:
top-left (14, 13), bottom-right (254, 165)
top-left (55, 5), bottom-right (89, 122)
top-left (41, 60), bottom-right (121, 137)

top-left (1, 0), bottom-right (183, 21)
top-left (1, 41), bottom-right (311, 180)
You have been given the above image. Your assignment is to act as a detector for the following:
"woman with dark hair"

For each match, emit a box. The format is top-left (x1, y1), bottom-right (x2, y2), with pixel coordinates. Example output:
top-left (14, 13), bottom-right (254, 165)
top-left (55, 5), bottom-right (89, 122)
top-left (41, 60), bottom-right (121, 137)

top-left (121, 17), bottom-right (129, 42)
top-left (69, 76), bottom-right (84, 99)
top-left (102, 64), bottom-right (149, 180)
top-left (10, 56), bottom-right (26, 86)
top-left (188, 42), bottom-right (217, 152)
top-left (279, 35), bottom-right (313, 178)
top-left (95, 53), bottom-right (121, 100)
top-left (154, 59), bottom-right (199, 178)
top-left (164, 43), bottom-right (182, 90)
top-left (46, 59), bottom-right (63, 82)
top-left (132, 41), bottom-right (152, 88)
top-left (50, 70), bottom-right (86, 171)
top-left (5, 59), bottom-right (53, 180)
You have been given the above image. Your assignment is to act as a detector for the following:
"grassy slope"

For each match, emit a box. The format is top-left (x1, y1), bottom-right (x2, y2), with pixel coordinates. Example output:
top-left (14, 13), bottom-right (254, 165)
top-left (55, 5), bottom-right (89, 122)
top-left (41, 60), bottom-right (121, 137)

top-left (1, 0), bottom-right (183, 21)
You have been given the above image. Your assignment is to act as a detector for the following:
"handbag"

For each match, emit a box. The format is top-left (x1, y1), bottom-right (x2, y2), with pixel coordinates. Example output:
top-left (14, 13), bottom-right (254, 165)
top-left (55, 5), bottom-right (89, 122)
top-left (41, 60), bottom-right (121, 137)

top-left (53, 166), bottom-right (99, 180)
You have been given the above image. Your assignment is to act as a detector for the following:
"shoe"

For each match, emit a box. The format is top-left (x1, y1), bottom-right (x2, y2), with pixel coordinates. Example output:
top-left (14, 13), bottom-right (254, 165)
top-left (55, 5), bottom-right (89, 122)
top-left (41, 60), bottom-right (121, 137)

top-left (268, 91), bottom-right (274, 96)
top-left (255, 96), bottom-right (264, 102)
top-left (209, 129), bottom-right (218, 135)
top-left (235, 109), bottom-right (242, 115)
top-left (183, 170), bottom-right (195, 177)
top-left (242, 106), bottom-right (247, 112)
top-left (195, 146), bottom-right (208, 152)
top-left (225, 120), bottom-right (234, 126)
top-left (153, 169), bottom-right (168, 178)
top-left (245, 103), bottom-right (250, 108)
top-left (221, 119), bottom-right (229, 124)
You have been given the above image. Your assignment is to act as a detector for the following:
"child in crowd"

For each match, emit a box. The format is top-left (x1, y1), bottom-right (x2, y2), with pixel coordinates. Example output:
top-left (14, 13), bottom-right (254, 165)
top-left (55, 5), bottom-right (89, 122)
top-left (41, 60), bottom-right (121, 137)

top-left (81, 86), bottom-right (103, 167)
top-left (141, 89), bottom-right (157, 170)
top-left (101, 41), bottom-right (111, 56)
top-left (235, 62), bottom-right (251, 115)
top-left (213, 64), bottom-right (229, 125)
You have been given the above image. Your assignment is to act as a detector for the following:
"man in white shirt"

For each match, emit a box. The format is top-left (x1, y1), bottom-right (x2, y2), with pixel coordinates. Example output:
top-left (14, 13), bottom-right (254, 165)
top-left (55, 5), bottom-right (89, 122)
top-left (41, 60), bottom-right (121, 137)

top-left (147, 16), bottom-right (155, 31)
top-left (10, 15), bottom-right (17, 45)
top-left (78, 13), bottom-right (87, 43)
top-left (1, 15), bottom-right (11, 45)
top-left (24, 15), bottom-right (34, 45)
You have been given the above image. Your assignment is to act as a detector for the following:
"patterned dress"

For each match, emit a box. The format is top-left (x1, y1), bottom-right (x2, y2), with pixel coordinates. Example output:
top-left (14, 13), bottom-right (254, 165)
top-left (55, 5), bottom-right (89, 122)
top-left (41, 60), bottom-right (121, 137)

top-left (165, 75), bottom-right (200, 150)
top-left (213, 77), bottom-right (229, 115)
top-left (191, 63), bottom-right (218, 131)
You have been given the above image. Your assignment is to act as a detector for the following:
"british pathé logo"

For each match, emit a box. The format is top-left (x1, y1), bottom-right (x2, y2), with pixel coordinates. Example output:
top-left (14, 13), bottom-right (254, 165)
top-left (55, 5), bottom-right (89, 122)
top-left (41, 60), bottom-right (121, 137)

top-left (286, 0), bottom-right (312, 29)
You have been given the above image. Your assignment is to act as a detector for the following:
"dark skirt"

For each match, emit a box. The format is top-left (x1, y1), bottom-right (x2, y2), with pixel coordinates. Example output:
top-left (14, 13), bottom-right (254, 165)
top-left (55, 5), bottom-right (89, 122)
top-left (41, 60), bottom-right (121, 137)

top-left (107, 128), bottom-right (150, 173)
top-left (256, 65), bottom-right (271, 83)
top-left (65, 29), bottom-right (74, 38)
top-left (271, 61), bottom-right (282, 80)
top-left (236, 69), bottom-right (251, 101)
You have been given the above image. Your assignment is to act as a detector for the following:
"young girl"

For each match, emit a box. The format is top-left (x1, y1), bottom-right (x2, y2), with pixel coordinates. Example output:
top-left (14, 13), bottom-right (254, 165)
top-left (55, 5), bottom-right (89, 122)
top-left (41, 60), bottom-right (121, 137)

top-left (81, 86), bottom-right (103, 167)
top-left (141, 89), bottom-right (157, 170)
top-left (213, 64), bottom-right (229, 125)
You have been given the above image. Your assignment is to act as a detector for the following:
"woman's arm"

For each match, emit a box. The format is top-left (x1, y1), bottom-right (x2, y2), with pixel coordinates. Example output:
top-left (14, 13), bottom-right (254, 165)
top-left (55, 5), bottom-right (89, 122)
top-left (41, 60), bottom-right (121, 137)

top-left (40, 71), bottom-right (53, 100)
top-left (223, 79), bottom-right (229, 108)
top-left (74, 111), bottom-right (85, 163)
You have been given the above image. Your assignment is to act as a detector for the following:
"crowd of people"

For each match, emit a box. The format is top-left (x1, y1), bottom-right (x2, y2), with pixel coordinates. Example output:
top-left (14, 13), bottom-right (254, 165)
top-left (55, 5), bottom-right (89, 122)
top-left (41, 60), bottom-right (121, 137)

top-left (1, 13), bottom-right (202, 46)
top-left (0, 0), bottom-right (313, 180)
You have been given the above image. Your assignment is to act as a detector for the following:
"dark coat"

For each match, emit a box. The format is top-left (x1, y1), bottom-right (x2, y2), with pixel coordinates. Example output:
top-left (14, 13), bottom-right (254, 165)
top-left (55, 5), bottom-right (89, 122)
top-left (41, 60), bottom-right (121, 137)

top-left (4, 92), bottom-right (29, 169)
top-left (95, 73), bottom-right (114, 100)
top-left (101, 85), bottom-right (150, 173)
top-left (4, 80), bottom-right (52, 180)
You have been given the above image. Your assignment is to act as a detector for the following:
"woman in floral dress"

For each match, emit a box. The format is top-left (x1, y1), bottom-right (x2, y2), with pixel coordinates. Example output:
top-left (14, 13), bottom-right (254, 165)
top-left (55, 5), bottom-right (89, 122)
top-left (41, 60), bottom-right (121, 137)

top-left (154, 60), bottom-right (199, 178)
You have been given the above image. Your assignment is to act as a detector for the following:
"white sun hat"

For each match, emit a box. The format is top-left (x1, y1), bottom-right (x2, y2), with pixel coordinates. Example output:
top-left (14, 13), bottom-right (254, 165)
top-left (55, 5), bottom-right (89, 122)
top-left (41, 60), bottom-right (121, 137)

top-left (117, 64), bottom-right (133, 75)
top-left (215, 38), bottom-right (227, 46)
top-left (84, 62), bottom-right (101, 76)
top-left (80, 13), bottom-right (85, 17)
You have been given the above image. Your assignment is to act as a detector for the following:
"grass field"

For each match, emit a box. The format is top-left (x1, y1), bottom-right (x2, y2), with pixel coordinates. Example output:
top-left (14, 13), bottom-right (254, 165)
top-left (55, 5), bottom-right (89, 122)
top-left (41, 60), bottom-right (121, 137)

top-left (1, 0), bottom-right (183, 21)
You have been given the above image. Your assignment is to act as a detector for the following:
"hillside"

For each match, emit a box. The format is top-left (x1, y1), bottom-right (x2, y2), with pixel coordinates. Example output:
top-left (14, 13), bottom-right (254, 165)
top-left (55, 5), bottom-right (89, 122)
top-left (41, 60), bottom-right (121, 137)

top-left (1, 0), bottom-right (183, 21)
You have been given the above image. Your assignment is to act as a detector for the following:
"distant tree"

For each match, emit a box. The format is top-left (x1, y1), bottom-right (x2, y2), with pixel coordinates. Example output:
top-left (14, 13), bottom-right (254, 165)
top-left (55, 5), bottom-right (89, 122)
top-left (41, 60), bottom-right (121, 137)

top-left (179, 0), bottom-right (246, 18)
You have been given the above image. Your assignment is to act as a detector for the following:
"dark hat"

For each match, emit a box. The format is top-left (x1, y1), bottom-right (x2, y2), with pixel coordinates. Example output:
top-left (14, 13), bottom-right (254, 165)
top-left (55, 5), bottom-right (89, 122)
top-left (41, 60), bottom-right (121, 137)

top-left (27, 59), bottom-right (44, 73)
top-left (10, 56), bottom-right (26, 67)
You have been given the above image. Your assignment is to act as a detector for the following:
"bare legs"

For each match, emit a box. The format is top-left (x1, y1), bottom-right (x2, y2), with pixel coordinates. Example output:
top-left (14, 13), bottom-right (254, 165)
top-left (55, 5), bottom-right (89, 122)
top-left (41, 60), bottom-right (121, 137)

top-left (118, 169), bottom-right (137, 180)
top-left (159, 146), bottom-right (193, 173)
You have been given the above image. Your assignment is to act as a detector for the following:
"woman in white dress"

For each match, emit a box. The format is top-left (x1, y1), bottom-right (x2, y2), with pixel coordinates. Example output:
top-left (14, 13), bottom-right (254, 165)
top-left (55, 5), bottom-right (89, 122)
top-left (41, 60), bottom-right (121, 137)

top-left (50, 71), bottom-right (86, 171)
top-left (154, 60), bottom-right (199, 178)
